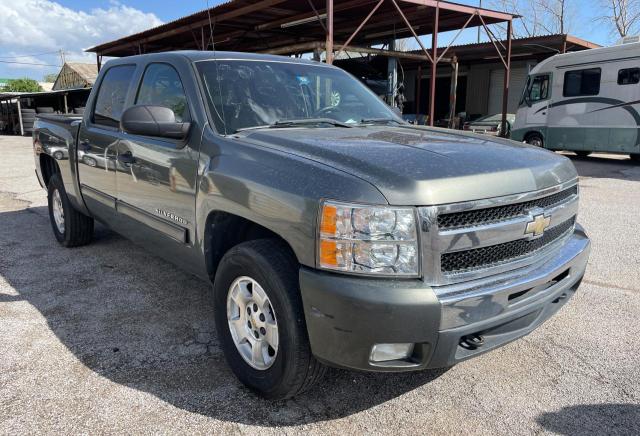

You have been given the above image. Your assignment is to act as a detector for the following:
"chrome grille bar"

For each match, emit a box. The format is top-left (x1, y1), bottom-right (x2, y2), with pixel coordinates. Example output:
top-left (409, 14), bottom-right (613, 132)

top-left (419, 179), bottom-right (579, 286)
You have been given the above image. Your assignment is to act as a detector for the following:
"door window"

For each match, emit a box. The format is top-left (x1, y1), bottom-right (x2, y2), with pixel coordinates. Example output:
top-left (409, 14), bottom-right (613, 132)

top-left (135, 63), bottom-right (189, 122)
top-left (520, 74), bottom-right (550, 106)
top-left (618, 67), bottom-right (640, 85)
top-left (529, 75), bottom-right (550, 101)
top-left (93, 65), bottom-right (136, 128)
top-left (563, 68), bottom-right (601, 97)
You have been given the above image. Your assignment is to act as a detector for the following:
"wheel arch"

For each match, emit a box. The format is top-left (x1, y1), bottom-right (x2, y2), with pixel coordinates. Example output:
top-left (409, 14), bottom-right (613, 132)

top-left (39, 153), bottom-right (60, 188)
top-left (203, 210), bottom-right (300, 282)
top-left (523, 130), bottom-right (546, 144)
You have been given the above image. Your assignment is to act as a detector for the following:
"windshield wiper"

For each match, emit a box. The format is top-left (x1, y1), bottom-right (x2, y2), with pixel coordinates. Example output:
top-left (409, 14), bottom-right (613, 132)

top-left (359, 117), bottom-right (405, 126)
top-left (235, 118), bottom-right (353, 133)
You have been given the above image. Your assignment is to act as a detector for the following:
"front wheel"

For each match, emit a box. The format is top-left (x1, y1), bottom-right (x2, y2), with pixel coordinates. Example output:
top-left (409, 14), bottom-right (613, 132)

top-left (525, 133), bottom-right (544, 148)
top-left (47, 174), bottom-right (94, 247)
top-left (213, 239), bottom-right (326, 399)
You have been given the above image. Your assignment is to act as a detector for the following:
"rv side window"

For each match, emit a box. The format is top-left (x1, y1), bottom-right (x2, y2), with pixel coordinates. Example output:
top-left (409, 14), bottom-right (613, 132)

top-left (618, 68), bottom-right (640, 85)
top-left (563, 68), bottom-right (601, 97)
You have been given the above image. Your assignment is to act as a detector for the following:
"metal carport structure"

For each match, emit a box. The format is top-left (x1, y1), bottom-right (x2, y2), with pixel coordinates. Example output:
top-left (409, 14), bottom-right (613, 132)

top-left (87, 0), bottom-right (517, 133)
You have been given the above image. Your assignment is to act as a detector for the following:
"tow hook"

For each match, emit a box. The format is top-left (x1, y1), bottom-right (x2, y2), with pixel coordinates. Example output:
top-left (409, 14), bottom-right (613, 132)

top-left (460, 333), bottom-right (485, 350)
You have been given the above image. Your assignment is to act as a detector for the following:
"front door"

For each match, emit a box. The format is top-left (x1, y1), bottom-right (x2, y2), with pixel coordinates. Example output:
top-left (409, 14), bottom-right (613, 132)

top-left (524, 73), bottom-right (551, 130)
top-left (524, 74), bottom-right (551, 131)
top-left (77, 64), bottom-right (136, 220)
top-left (114, 62), bottom-right (199, 263)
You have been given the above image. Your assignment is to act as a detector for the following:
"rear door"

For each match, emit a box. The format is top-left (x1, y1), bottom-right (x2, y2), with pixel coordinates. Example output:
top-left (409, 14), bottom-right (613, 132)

top-left (77, 64), bottom-right (136, 219)
top-left (114, 62), bottom-right (199, 252)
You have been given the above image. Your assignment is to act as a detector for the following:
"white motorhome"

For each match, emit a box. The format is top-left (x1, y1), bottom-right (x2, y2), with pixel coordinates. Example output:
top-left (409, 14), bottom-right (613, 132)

top-left (511, 41), bottom-right (640, 161)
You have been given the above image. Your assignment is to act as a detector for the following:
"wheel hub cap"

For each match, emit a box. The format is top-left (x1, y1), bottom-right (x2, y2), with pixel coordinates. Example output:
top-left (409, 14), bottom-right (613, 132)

top-left (52, 189), bottom-right (65, 233)
top-left (226, 276), bottom-right (278, 370)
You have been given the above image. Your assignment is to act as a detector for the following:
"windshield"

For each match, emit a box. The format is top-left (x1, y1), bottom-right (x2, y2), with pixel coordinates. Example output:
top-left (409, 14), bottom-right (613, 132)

top-left (196, 60), bottom-right (400, 134)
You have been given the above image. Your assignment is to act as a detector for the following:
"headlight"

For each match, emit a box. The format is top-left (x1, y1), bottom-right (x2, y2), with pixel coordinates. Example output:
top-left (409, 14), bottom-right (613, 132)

top-left (318, 200), bottom-right (419, 276)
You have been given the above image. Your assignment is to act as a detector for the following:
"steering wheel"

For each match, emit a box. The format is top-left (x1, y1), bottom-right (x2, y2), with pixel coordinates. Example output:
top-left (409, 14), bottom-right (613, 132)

top-left (314, 105), bottom-right (343, 118)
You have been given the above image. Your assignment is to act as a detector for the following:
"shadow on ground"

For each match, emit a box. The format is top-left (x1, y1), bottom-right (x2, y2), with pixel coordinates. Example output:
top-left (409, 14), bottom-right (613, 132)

top-left (537, 403), bottom-right (640, 436)
top-left (0, 205), bottom-right (446, 427)
top-left (564, 153), bottom-right (640, 182)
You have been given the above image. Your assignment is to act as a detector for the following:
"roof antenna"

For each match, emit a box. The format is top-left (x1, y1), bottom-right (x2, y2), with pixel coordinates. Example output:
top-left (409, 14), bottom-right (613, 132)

top-left (206, 0), bottom-right (216, 52)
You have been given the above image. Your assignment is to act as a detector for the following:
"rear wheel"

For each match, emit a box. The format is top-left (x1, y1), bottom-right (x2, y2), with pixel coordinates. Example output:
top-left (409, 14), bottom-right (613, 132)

top-left (525, 133), bottom-right (543, 148)
top-left (47, 174), bottom-right (94, 247)
top-left (213, 239), bottom-right (326, 399)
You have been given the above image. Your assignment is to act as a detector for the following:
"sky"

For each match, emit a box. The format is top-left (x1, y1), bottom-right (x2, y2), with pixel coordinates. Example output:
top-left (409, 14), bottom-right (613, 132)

top-left (0, 0), bottom-right (619, 81)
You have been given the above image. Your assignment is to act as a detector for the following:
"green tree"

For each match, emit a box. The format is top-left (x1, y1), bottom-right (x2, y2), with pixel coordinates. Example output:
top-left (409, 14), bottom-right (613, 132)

top-left (4, 78), bottom-right (43, 92)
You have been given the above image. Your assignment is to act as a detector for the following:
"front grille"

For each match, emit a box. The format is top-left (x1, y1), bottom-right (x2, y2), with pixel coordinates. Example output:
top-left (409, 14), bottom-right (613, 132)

top-left (438, 186), bottom-right (578, 230)
top-left (441, 217), bottom-right (576, 274)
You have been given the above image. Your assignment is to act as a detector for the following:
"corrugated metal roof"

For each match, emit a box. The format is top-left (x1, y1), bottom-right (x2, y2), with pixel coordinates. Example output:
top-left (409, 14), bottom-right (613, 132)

top-left (86, 0), bottom-right (517, 57)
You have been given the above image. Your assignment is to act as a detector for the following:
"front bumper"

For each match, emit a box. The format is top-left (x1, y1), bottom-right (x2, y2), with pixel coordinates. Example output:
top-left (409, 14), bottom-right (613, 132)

top-left (299, 226), bottom-right (590, 371)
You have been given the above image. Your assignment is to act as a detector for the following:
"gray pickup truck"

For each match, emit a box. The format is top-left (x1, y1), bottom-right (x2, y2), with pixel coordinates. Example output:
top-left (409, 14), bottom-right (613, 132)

top-left (33, 51), bottom-right (590, 399)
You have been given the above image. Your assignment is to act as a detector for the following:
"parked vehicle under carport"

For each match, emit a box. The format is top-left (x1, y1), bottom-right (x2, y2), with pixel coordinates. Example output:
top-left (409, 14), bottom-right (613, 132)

top-left (463, 113), bottom-right (516, 137)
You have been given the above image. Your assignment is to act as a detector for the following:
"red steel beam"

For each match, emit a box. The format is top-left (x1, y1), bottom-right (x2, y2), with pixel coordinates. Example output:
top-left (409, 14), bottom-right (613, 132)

top-left (326, 0), bottom-right (334, 64)
top-left (399, 0), bottom-right (515, 21)
top-left (429, 1), bottom-right (439, 126)
top-left (334, 0), bottom-right (385, 60)
top-left (500, 19), bottom-right (512, 137)
top-left (389, 0), bottom-right (434, 64)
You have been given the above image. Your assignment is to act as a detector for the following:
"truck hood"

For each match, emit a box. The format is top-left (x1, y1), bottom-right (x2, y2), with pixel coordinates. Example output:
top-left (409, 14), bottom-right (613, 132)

top-left (239, 125), bottom-right (577, 205)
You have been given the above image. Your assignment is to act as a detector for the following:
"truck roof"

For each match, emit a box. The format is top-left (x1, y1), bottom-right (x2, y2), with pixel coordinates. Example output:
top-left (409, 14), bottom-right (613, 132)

top-left (104, 50), bottom-right (326, 68)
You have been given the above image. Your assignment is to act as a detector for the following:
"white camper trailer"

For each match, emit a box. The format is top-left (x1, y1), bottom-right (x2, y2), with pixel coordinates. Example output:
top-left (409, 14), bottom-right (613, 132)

top-left (511, 41), bottom-right (640, 161)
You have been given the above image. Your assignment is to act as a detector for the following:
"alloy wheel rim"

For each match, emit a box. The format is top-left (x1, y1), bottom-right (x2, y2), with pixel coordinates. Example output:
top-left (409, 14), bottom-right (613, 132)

top-left (226, 276), bottom-right (279, 370)
top-left (52, 189), bottom-right (65, 234)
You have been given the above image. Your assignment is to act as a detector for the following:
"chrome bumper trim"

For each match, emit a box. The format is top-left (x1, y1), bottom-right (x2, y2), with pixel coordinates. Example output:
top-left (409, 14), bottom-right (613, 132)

top-left (435, 228), bottom-right (590, 330)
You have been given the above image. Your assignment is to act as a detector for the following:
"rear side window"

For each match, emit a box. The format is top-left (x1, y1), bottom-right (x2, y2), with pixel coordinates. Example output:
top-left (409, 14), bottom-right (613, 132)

top-left (135, 63), bottom-right (189, 122)
top-left (93, 65), bottom-right (136, 127)
top-left (563, 68), bottom-right (601, 97)
top-left (618, 67), bottom-right (640, 85)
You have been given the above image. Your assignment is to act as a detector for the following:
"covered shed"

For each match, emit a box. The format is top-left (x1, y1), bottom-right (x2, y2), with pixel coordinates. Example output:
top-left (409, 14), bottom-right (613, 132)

top-left (0, 88), bottom-right (91, 136)
top-left (336, 33), bottom-right (600, 123)
top-left (87, 0), bottom-right (518, 133)
top-left (53, 62), bottom-right (98, 91)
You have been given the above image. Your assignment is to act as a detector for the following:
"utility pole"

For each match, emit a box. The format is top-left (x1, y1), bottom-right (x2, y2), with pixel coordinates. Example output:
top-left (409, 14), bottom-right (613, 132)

top-left (59, 49), bottom-right (66, 66)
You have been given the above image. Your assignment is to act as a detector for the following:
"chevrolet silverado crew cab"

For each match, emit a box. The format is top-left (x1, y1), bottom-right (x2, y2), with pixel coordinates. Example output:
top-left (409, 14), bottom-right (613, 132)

top-left (33, 51), bottom-right (590, 400)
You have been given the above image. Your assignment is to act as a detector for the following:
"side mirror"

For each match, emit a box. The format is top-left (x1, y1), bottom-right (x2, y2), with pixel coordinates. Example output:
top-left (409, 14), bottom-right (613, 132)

top-left (120, 105), bottom-right (190, 140)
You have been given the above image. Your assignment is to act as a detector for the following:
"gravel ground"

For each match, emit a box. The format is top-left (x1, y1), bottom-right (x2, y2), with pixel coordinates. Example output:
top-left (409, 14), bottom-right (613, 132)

top-left (1, 136), bottom-right (639, 435)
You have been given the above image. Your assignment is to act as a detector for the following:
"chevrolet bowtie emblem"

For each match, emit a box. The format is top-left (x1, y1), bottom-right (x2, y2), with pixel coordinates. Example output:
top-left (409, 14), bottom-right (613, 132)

top-left (525, 214), bottom-right (551, 238)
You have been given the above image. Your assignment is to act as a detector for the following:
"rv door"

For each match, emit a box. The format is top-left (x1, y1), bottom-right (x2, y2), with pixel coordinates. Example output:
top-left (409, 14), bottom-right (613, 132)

top-left (523, 74), bottom-right (551, 129)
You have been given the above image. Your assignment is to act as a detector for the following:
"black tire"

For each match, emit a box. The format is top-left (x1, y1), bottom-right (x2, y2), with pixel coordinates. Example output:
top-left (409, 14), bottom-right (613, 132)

top-left (213, 239), bottom-right (326, 399)
top-left (73, 107), bottom-right (85, 114)
top-left (21, 108), bottom-right (35, 114)
top-left (525, 133), bottom-right (544, 147)
top-left (21, 116), bottom-right (35, 123)
top-left (631, 154), bottom-right (640, 163)
top-left (47, 174), bottom-right (94, 247)
top-left (36, 107), bottom-right (55, 113)
top-left (575, 151), bottom-right (591, 158)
